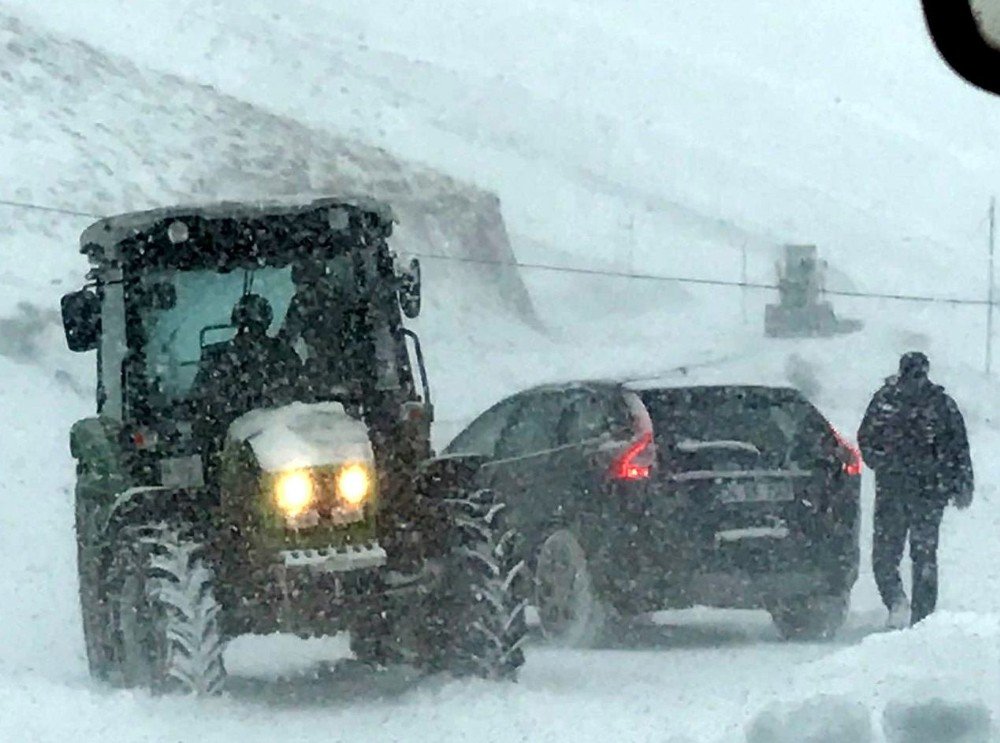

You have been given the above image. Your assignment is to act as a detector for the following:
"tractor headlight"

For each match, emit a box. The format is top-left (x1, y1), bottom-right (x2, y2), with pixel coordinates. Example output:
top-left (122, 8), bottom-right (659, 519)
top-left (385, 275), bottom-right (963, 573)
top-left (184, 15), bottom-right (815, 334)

top-left (337, 463), bottom-right (372, 506)
top-left (275, 470), bottom-right (315, 517)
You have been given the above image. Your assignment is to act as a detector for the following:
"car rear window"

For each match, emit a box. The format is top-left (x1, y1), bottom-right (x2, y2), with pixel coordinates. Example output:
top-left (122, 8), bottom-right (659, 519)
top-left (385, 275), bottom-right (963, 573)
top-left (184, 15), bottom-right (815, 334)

top-left (556, 388), bottom-right (632, 445)
top-left (636, 386), bottom-right (830, 469)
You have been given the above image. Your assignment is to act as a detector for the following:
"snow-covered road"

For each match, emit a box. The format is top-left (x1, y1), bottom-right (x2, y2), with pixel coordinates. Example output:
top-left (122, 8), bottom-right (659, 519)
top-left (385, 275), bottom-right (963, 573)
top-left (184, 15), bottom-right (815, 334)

top-left (3, 605), bottom-right (994, 742)
top-left (3, 295), bottom-right (999, 742)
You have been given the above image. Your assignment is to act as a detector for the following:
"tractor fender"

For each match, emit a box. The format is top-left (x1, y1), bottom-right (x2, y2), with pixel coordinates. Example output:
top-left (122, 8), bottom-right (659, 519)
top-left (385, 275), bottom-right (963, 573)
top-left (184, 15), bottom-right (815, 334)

top-left (103, 485), bottom-right (216, 543)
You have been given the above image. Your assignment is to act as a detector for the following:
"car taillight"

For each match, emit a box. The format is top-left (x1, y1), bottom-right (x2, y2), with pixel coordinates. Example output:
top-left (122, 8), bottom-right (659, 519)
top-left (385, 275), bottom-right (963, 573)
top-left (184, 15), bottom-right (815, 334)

top-left (610, 430), bottom-right (655, 480)
top-left (832, 427), bottom-right (862, 476)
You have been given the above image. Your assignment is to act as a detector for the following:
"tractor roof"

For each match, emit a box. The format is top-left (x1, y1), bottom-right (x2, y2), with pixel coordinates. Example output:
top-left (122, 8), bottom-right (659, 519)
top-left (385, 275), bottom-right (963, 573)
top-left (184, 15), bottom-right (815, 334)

top-left (79, 196), bottom-right (395, 268)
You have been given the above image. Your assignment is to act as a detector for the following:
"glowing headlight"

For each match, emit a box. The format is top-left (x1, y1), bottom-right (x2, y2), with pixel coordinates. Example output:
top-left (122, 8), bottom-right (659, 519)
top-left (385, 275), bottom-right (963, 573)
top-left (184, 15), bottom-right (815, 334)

top-left (337, 463), bottom-right (372, 506)
top-left (275, 470), bottom-right (314, 517)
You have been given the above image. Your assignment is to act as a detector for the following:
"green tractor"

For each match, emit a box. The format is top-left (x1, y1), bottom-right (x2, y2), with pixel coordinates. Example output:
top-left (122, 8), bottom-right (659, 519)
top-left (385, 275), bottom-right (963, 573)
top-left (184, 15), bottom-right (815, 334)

top-left (61, 198), bottom-right (526, 694)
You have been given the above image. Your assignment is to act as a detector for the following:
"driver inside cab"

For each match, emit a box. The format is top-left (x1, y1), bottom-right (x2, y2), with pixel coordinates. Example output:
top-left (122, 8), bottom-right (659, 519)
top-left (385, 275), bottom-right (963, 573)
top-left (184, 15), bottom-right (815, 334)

top-left (191, 293), bottom-right (302, 448)
top-left (280, 255), bottom-right (367, 397)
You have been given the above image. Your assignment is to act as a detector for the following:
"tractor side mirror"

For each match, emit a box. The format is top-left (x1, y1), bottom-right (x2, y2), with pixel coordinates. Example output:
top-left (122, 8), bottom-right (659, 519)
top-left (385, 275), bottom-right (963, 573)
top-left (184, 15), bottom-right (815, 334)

top-left (398, 257), bottom-right (422, 319)
top-left (61, 289), bottom-right (101, 352)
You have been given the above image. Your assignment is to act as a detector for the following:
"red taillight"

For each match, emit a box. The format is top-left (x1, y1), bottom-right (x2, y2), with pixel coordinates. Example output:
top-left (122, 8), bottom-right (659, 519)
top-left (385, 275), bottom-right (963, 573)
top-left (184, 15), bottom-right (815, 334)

top-left (832, 427), bottom-right (862, 476)
top-left (611, 430), bottom-right (655, 481)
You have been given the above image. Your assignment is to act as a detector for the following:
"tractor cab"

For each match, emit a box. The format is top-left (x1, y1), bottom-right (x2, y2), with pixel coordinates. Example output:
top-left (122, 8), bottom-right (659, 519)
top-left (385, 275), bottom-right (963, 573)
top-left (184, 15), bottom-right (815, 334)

top-left (62, 198), bottom-right (429, 472)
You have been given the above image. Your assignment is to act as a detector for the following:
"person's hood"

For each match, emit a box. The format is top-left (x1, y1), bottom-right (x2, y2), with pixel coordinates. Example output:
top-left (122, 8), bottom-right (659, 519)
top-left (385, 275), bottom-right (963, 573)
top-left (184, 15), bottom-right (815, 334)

top-left (890, 374), bottom-right (943, 400)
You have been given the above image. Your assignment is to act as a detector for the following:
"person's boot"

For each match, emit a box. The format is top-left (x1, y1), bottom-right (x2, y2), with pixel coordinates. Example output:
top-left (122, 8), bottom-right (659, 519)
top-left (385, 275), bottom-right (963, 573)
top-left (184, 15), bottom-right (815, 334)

top-left (886, 597), bottom-right (910, 630)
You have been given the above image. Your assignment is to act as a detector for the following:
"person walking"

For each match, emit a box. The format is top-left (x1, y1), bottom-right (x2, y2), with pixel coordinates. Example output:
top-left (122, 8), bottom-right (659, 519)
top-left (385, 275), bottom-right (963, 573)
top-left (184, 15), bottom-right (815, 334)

top-left (857, 352), bottom-right (973, 628)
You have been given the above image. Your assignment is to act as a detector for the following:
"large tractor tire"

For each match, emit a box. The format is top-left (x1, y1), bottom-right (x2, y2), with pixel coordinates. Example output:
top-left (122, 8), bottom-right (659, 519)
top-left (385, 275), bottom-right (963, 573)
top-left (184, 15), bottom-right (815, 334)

top-left (107, 524), bottom-right (226, 694)
top-left (423, 488), bottom-right (527, 680)
top-left (76, 500), bottom-right (114, 681)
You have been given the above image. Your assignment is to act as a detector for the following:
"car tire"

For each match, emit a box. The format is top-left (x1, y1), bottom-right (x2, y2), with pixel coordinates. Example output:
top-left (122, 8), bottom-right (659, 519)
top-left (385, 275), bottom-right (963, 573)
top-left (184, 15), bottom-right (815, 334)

top-left (107, 524), bottom-right (226, 694)
top-left (769, 591), bottom-right (849, 641)
top-left (534, 528), bottom-right (612, 648)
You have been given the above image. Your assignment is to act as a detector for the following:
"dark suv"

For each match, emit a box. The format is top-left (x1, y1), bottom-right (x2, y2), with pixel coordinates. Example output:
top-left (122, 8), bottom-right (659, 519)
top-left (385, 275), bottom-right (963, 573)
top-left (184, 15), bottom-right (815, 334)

top-left (443, 380), bottom-right (861, 644)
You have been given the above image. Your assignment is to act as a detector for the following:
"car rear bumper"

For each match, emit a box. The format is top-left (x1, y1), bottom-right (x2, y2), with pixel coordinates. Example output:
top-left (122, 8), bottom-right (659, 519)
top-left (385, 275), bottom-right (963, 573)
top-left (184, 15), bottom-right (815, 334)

top-left (592, 537), bottom-right (856, 612)
top-left (585, 479), bottom-right (860, 613)
top-left (681, 568), bottom-right (846, 610)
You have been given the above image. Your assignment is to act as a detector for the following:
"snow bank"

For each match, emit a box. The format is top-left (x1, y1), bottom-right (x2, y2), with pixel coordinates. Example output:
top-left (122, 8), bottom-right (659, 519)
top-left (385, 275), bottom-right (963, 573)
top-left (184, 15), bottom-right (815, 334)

top-left (229, 402), bottom-right (373, 472)
top-left (882, 699), bottom-right (994, 743)
top-left (744, 612), bottom-right (1000, 743)
top-left (746, 695), bottom-right (875, 743)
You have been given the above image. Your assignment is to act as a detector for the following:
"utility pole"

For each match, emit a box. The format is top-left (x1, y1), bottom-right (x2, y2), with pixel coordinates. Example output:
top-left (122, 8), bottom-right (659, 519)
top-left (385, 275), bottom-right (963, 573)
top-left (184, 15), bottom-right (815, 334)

top-left (988, 196), bottom-right (996, 375)
top-left (625, 213), bottom-right (635, 274)
top-left (740, 241), bottom-right (748, 324)
top-left (616, 213), bottom-right (635, 274)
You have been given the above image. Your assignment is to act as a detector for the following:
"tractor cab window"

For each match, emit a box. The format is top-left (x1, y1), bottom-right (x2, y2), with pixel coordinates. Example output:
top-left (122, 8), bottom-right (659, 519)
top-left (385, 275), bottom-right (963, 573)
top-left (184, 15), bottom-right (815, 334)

top-left (279, 253), bottom-right (372, 391)
top-left (138, 267), bottom-right (295, 404)
top-left (135, 256), bottom-right (379, 419)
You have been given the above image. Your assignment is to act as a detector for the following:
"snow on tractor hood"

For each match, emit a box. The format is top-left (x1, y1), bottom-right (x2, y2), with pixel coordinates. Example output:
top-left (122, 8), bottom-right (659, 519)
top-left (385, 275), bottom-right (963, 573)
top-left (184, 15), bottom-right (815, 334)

top-left (228, 401), bottom-right (374, 473)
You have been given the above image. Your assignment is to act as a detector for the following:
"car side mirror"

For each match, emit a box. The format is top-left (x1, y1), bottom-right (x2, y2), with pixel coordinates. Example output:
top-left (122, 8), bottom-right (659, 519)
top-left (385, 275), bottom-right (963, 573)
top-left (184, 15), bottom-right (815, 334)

top-left (922, 0), bottom-right (1000, 95)
top-left (398, 257), bottom-right (421, 319)
top-left (61, 289), bottom-right (101, 353)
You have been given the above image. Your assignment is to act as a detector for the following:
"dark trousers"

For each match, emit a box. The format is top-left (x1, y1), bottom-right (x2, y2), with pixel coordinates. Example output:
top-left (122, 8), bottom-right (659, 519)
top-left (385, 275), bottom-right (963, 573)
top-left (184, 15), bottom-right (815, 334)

top-left (872, 487), bottom-right (945, 625)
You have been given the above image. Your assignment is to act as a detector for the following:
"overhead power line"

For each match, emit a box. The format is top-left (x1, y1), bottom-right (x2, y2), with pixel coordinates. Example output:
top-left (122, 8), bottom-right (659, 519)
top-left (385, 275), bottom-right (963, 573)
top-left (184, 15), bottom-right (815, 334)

top-left (413, 252), bottom-right (989, 307)
top-left (0, 197), bottom-right (102, 219)
top-left (411, 251), bottom-right (777, 290)
top-left (822, 287), bottom-right (990, 306)
top-left (0, 195), bottom-right (992, 307)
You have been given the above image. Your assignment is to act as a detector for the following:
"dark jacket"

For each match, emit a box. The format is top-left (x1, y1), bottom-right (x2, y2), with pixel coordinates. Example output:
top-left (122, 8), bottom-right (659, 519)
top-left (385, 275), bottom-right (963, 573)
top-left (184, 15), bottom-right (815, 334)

top-left (191, 331), bottom-right (302, 441)
top-left (857, 374), bottom-right (973, 505)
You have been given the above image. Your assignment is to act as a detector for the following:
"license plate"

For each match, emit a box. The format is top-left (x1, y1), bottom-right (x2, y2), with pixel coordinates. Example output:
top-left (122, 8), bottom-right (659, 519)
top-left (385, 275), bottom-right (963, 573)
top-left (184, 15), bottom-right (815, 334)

top-left (717, 480), bottom-right (795, 503)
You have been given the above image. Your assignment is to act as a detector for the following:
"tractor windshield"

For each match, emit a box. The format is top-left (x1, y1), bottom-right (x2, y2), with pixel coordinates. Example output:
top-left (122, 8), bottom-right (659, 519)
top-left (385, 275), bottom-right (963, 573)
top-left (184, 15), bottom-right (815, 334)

top-left (136, 252), bottom-right (374, 414)
top-left (139, 267), bottom-right (296, 402)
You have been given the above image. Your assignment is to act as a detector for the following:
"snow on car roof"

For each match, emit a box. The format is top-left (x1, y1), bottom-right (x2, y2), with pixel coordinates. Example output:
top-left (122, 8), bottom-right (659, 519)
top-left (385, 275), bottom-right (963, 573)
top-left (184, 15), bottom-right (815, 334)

top-left (623, 378), bottom-right (799, 394)
top-left (523, 379), bottom-right (622, 394)
top-left (621, 361), bottom-right (802, 394)
top-left (519, 377), bottom-right (802, 397)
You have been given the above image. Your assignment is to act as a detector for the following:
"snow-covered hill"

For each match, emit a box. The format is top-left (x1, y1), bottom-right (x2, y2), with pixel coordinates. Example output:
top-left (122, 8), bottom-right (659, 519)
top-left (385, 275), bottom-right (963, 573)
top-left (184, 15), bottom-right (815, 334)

top-left (0, 11), bottom-right (535, 327)
top-left (8, 0), bottom-right (1000, 297)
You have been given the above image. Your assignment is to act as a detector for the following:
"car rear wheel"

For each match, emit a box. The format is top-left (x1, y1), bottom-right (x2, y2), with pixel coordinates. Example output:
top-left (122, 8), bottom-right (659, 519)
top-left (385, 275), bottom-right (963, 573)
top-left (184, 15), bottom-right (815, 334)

top-left (534, 529), bottom-right (610, 647)
top-left (769, 592), bottom-right (849, 641)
